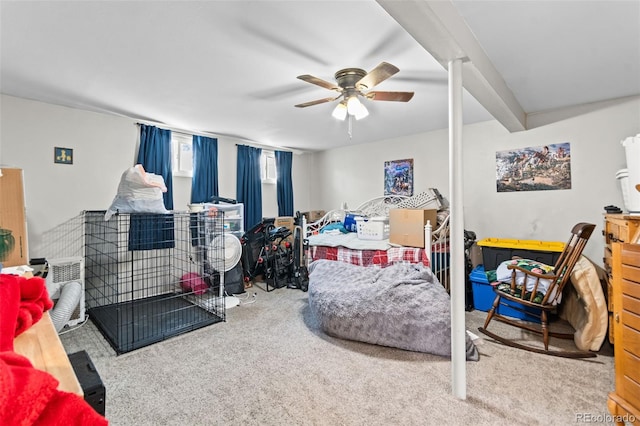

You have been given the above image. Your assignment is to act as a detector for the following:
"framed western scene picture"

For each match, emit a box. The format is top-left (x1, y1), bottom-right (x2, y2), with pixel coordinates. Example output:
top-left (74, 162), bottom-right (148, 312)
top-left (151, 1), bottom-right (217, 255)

top-left (384, 158), bottom-right (413, 196)
top-left (496, 143), bottom-right (571, 192)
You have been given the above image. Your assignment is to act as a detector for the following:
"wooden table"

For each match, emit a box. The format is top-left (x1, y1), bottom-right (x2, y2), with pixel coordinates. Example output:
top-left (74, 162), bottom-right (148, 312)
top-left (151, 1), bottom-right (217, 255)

top-left (13, 312), bottom-right (83, 395)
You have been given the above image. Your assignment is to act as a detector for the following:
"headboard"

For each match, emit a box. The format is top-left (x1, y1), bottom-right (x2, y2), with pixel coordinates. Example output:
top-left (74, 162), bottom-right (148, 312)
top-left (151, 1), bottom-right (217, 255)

top-left (302, 195), bottom-right (409, 238)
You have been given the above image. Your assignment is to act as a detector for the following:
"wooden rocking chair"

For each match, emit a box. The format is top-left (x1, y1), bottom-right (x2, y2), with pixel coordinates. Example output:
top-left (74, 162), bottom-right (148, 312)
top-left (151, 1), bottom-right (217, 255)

top-left (478, 222), bottom-right (597, 358)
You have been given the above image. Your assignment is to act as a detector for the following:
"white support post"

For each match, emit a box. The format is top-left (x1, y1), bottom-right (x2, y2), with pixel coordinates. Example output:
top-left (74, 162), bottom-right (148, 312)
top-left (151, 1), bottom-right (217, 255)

top-left (424, 220), bottom-right (432, 269)
top-left (449, 57), bottom-right (466, 399)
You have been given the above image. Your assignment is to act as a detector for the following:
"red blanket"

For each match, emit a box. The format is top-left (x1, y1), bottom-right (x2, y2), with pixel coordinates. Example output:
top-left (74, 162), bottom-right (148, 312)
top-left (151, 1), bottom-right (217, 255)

top-left (0, 274), bottom-right (108, 425)
top-left (0, 274), bottom-right (53, 351)
top-left (0, 351), bottom-right (108, 425)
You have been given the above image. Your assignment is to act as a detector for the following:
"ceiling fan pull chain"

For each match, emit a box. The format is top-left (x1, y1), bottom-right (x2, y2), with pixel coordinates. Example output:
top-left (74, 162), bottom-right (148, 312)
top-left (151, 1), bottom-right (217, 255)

top-left (348, 115), bottom-right (353, 139)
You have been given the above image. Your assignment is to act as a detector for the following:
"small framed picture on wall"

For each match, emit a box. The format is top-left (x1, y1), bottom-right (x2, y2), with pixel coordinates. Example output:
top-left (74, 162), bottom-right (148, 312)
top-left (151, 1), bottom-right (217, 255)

top-left (54, 147), bottom-right (73, 164)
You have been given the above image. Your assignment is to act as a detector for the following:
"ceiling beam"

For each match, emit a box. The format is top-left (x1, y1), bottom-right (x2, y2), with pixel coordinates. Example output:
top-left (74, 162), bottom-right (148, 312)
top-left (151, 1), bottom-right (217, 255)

top-left (377, 0), bottom-right (527, 132)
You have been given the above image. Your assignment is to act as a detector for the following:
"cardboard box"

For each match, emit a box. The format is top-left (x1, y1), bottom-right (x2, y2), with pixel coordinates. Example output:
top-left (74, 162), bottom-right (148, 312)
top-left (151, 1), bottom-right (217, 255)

top-left (0, 168), bottom-right (29, 267)
top-left (274, 216), bottom-right (295, 243)
top-left (389, 208), bottom-right (438, 248)
top-left (302, 210), bottom-right (326, 222)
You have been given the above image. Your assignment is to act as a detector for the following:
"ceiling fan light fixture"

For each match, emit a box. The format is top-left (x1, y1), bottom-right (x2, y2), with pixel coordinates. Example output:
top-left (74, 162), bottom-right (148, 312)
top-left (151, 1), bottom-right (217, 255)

top-left (332, 102), bottom-right (348, 121)
top-left (346, 95), bottom-right (369, 120)
top-left (346, 95), bottom-right (362, 115)
top-left (295, 62), bottom-right (412, 125)
top-left (354, 102), bottom-right (369, 120)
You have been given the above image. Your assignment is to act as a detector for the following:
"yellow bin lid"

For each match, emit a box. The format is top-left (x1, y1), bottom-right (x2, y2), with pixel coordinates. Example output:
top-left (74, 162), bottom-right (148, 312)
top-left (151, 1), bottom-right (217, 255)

top-left (477, 238), bottom-right (565, 252)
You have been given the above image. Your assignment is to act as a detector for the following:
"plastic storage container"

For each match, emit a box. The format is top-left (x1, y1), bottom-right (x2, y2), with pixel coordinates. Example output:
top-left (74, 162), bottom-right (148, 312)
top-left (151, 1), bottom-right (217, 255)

top-left (478, 238), bottom-right (564, 272)
top-left (469, 265), bottom-right (495, 312)
top-left (616, 168), bottom-right (640, 213)
top-left (469, 265), bottom-right (541, 322)
top-left (622, 135), bottom-right (640, 212)
top-left (343, 214), bottom-right (364, 232)
top-left (499, 298), bottom-right (542, 323)
top-left (204, 202), bottom-right (244, 236)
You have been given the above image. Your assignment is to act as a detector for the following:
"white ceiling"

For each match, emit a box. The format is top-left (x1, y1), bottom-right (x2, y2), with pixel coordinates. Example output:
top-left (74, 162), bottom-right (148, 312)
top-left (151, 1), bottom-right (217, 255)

top-left (1, 1), bottom-right (639, 152)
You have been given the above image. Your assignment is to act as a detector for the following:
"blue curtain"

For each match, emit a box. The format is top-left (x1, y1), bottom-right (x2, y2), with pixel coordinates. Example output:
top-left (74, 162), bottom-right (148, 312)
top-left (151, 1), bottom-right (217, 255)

top-left (236, 145), bottom-right (262, 231)
top-left (191, 135), bottom-right (219, 203)
top-left (137, 125), bottom-right (174, 209)
top-left (132, 124), bottom-right (174, 251)
top-left (275, 150), bottom-right (294, 216)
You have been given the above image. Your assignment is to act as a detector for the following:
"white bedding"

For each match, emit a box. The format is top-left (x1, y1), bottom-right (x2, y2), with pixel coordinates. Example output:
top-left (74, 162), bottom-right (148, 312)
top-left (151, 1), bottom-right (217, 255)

top-left (306, 232), bottom-right (393, 250)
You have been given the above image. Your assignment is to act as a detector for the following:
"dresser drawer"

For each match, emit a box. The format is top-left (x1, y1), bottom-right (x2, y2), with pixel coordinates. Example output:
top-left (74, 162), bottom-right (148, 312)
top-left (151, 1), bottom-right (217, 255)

top-left (622, 263), bottom-right (640, 287)
top-left (622, 317), bottom-right (640, 358)
top-left (621, 374), bottom-right (640, 414)
top-left (623, 350), bottom-right (640, 389)
top-left (609, 313), bottom-right (615, 344)
top-left (624, 294), bottom-right (640, 316)
top-left (608, 281), bottom-right (614, 312)
top-left (606, 222), bottom-right (622, 243)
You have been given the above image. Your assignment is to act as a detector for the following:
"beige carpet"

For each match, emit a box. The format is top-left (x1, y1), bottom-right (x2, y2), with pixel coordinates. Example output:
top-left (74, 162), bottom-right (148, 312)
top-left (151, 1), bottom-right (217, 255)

top-left (61, 284), bottom-right (616, 426)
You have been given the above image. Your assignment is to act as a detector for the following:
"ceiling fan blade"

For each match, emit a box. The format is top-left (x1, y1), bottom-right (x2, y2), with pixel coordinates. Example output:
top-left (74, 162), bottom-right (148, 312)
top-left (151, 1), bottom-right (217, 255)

top-left (295, 96), bottom-right (340, 108)
top-left (356, 62), bottom-right (400, 90)
top-left (297, 75), bottom-right (341, 91)
top-left (366, 91), bottom-right (414, 102)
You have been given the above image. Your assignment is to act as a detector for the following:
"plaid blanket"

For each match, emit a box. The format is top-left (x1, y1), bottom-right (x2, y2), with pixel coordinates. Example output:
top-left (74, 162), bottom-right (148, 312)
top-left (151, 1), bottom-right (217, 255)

top-left (308, 246), bottom-right (430, 268)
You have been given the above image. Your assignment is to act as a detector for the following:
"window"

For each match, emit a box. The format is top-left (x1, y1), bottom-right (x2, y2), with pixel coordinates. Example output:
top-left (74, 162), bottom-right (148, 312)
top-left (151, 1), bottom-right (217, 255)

top-left (261, 151), bottom-right (277, 184)
top-left (171, 133), bottom-right (193, 177)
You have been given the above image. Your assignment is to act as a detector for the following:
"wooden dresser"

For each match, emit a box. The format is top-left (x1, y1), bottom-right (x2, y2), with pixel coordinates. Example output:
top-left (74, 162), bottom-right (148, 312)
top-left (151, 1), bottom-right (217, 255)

top-left (607, 242), bottom-right (640, 425)
top-left (603, 214), bottom-right (640, 343)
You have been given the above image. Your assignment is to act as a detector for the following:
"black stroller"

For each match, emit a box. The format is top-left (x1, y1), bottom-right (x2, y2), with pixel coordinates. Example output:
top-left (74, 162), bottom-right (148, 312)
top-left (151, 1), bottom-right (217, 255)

top-left (290, 211), bottom-right (309, 292)
top-left (240, 218), bottom-right (293, 291)
top-left (239, 213), bottom-right (309, 292)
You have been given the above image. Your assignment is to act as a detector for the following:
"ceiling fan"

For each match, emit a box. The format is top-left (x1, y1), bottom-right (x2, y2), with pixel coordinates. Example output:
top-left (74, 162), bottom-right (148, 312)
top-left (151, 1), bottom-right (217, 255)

top-left (295, 62), bottom-right (414, 121)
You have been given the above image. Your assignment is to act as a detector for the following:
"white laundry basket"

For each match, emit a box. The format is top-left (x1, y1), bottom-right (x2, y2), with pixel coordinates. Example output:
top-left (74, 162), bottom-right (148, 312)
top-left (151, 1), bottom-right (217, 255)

top-left (616, 168), bottom-right (640, 213)
top-left (621, 135), bottom-right (640, 213)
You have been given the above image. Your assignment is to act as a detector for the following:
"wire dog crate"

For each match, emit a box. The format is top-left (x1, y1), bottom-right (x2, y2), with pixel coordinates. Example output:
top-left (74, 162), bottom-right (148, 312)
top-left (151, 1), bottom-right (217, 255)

top-left (80, 210), bottom-right (226, 354)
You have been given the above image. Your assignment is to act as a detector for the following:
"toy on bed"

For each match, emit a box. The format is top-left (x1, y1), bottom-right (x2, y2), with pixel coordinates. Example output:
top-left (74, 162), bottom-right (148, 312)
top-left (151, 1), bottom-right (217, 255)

top-left (307, 259), bottom-right (479, 360)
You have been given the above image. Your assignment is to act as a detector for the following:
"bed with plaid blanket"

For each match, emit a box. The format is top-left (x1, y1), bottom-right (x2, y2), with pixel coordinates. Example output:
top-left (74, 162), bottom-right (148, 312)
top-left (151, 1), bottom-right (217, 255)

top-left (306, 232), bottom-right (431, 268)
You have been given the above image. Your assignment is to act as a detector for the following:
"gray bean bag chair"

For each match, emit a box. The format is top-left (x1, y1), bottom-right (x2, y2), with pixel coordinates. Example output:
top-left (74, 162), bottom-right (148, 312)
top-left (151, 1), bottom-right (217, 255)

top-left (308, 260), bottom-right (479, 361)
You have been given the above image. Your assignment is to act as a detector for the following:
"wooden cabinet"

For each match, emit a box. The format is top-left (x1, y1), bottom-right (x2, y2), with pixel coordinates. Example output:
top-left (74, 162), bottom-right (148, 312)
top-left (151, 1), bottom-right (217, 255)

top-left (603, 214), bottom-right (640, 343)
top-left (0, 167), bottom-right (29, 267)
top-left (607, 242), bottom-right (640, 425)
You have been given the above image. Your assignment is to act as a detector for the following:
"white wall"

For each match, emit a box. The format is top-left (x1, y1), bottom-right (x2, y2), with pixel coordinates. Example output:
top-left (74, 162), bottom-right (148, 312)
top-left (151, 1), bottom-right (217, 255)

top-left (3, 94), bottom-right (638, 265)
top-left (0, 95), bottom-right (313, 257)
top-left (312, 97), bottom-right (640, 265)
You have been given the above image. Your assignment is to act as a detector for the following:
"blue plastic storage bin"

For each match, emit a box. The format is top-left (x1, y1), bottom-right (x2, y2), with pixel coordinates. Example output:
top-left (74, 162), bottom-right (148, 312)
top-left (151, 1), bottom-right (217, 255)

top-left (498, 298), bottom-right (541, 323)
top-left (469, 265), bottom-right (541, 322)
top-left (469, 265), bottom-right (495, 312)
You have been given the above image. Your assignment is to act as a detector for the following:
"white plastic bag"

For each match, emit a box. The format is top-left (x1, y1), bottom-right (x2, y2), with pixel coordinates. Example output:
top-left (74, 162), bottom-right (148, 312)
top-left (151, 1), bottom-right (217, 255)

top-left (105, 165), bottom-right (169, 220)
